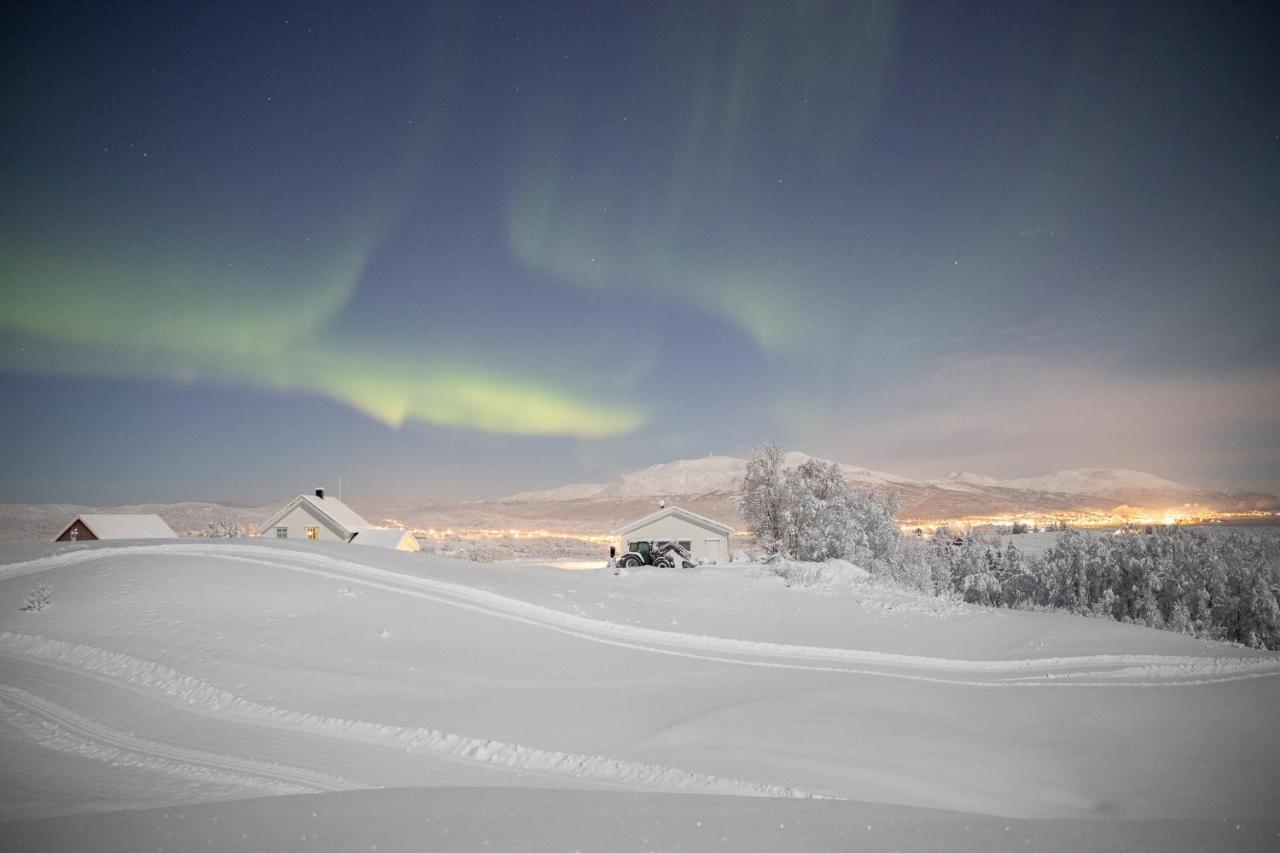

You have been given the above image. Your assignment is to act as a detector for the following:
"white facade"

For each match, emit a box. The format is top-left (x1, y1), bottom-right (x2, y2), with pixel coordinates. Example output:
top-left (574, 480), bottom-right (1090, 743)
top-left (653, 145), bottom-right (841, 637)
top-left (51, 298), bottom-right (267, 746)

top-left (263, 504), bottom-right (351, 541)
top-left (257, 492), bottom-right (371, 542)
top-left (613, 506), bottom-right (733, 564)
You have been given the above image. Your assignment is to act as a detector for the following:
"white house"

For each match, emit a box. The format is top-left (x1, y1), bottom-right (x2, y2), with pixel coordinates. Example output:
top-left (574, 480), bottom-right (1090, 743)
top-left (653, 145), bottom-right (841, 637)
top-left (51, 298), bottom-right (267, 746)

top-left (613, 505), bottom-right (733, 564)
top-left (258, 489), bottom-right (371, 542)
top-left (350, 528), bottom-right (420, 552)
top-left (55, 514), bottom-right (176, 542)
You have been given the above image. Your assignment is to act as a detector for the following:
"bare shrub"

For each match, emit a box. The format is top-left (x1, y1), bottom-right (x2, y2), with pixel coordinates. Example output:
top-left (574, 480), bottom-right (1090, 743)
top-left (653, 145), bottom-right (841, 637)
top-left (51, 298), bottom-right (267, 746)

top-left (21, 582), bottom-right (53, 612)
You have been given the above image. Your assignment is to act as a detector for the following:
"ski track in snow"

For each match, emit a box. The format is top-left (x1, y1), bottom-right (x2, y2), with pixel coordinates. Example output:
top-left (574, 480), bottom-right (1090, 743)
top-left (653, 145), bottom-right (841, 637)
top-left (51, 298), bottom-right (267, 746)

top-left (0, 633), bottom-right (821, 800)
top-left (0, 685), bottom-right (351, 795)
top-left (4, 543), bottom-right (1280, 689)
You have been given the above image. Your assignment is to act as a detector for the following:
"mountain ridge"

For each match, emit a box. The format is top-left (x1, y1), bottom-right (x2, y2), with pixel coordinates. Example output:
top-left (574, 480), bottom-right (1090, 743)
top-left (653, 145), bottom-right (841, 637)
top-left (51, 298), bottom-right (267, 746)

top-left (2, 457), bottom-right (1275, 544)
top-left (501, 454), bottom-right (1194, 501)
top-left (498, 453), bottom-right (1276, 520)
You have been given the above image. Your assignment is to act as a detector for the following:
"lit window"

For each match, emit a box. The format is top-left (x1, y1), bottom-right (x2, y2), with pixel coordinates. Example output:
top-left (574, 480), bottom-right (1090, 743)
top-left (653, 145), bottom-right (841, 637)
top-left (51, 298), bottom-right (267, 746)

top-left (275, 527), bottom-right (288, 539)
top-left (305, 526), bottom-right (319, 540)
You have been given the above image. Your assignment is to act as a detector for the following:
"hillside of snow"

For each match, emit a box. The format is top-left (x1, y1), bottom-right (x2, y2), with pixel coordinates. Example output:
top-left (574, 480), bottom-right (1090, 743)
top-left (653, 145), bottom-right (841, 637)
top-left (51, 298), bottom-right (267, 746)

top-left (945, 468), bottom-right (1187, 496)
top-left (501, 453), bottom-right (925, 503)
top-left (1, 539), bottom-right (1278, 851)
top-left (497, 481), bottom-right (610, 503)
top-left (494, 453), bottom-right (1276, 521)
top-left (496, 453), bottom-right (1206, 503)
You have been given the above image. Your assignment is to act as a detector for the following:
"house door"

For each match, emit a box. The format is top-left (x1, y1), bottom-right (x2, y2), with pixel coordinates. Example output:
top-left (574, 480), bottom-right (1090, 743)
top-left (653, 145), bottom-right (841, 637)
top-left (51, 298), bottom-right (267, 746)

top-left (704, 538), bottom-right (723, 564)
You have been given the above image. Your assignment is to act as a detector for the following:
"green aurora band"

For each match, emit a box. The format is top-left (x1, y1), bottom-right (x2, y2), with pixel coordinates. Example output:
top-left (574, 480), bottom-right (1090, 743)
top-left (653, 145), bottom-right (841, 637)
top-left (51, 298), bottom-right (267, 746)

top-left (0, 239), bottom-right (645, 439)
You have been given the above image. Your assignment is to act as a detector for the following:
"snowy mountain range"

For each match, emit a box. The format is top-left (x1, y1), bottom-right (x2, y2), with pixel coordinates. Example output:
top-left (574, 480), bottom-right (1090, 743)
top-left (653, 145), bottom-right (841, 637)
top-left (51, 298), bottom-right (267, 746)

top-left (499, 453), bottom-right (1276, 520)
top-left (1, 456), bottom-right (1274, 544)
top-left (500, 453), bottom-right (907, 502)
top-left (939, 468), bottom-right (1186, 496)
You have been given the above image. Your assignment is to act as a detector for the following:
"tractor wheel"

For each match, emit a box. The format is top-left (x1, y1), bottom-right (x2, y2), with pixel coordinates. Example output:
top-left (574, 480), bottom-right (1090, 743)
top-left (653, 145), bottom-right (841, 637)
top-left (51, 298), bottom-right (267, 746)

top-left (621, 554), bottom-right (642, 568)
top-left (653, 557), bottom-right (673, 568)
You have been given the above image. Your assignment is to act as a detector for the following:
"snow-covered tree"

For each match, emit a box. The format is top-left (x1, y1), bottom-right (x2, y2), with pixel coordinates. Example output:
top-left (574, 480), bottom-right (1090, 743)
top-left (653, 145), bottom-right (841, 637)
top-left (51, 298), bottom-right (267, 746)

top-left (1019, 526), bottom-right (1280, 648)
top-left (201, 519), bottom-right (247, 538)
top-left (847, 487), bottom-right (902, 566)
top-left (876, 534), bottom-right (936, 593)
top-left (738, 446), bottom-right (903, 566)
top-left (785, 459), bottom-right (859, 562)
top-left (737, 443), bottom-right (789, 555)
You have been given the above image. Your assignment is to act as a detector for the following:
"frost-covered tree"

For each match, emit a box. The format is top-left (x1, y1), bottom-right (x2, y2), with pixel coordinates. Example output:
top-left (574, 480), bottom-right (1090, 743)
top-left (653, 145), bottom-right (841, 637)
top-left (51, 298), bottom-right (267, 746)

top-left (737, 443), bottom-right (789, 555)
top-left (1015, 527), bottom-right (1280, 648)
top-left (876, 534), bottom-right (936, 593)
top-left (848, 487), bottom-right (902, 566)
top-left (739, 446), bottom-right (904, 566)
top-left (785, 459), bottom-right (859, 562)
top-left (201, 519), bottom-right (247, 538)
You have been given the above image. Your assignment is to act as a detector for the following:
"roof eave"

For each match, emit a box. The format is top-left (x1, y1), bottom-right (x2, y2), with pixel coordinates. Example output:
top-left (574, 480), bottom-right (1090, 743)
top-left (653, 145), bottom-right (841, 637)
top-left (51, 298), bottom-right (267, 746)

top-left (258, 496), bottom-right (358, 539)
top-left (613, 506), bottom-right (733, 537)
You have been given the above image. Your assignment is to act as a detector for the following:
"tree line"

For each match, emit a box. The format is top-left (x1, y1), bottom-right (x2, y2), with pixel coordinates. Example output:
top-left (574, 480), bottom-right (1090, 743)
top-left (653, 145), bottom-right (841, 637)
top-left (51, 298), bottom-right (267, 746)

top-left (737, 444), bottom-right (1280, 650)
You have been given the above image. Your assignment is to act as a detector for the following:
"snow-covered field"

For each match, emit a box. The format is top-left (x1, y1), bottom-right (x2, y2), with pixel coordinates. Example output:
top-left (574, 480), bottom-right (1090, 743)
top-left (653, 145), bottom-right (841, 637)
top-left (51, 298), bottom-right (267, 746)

top-left (1, 540), bottom-right (1278, 851)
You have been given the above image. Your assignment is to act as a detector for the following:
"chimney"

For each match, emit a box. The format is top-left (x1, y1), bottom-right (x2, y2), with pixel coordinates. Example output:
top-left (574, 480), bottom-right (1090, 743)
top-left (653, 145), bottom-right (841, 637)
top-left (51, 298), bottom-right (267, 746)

top-left (315, 487), bottom-right (325, 500)
top-left (659, 499), bottom-right (666, 509)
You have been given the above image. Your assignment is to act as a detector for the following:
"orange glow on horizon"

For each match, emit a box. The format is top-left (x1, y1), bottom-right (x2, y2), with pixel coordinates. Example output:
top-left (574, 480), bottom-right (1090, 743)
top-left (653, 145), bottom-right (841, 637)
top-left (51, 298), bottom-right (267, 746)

top-left (897, 508), bottom-right (1277, 534)
top-left (382, 510), bottom-right (1276, 544)
top-left (409, 526), bottom-right (616, 544)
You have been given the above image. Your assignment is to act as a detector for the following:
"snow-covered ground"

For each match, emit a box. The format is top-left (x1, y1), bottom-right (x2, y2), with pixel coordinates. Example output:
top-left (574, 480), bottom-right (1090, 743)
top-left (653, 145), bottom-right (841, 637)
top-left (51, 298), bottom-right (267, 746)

top-left (1, 539), bottom-right (1278, 851)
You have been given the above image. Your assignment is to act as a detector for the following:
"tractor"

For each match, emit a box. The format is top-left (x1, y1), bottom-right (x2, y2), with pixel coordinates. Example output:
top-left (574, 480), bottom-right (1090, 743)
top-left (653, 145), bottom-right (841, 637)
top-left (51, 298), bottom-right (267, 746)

top-left (614, 539), bottom-right (697, 569)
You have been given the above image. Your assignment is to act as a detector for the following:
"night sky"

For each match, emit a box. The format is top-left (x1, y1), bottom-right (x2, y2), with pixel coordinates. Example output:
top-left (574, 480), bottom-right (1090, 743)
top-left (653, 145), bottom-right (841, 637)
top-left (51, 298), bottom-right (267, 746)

top-left (2, 1), bottom-right (1277, 504)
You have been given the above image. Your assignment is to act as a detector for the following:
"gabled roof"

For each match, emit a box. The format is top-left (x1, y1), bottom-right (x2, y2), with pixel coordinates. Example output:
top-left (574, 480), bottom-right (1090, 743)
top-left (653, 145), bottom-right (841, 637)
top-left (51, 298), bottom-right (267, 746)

top-left (61, 514), bottom-right (176, 540)
top-left (350, 528), bottom-right (420, 551)
top-left (258, 494), bottom-right (371, 539)
top-left (613, 505), bottom-right (733, 537)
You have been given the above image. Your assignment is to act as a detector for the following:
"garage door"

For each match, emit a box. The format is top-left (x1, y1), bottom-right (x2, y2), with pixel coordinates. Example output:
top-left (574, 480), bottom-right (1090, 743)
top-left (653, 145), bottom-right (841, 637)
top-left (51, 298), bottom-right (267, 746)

top-left (703, 538), bottom-right (723, 564)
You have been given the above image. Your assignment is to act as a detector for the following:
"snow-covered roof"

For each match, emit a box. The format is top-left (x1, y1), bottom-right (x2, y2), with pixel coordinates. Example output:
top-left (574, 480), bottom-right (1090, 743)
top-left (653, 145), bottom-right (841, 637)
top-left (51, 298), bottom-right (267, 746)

top-left (258, 494), bottom-right (371, 539)
top-left (350, 528), bottom-right (420, 551)
top-left (63, 514), bottom-right (177, 540)
top-left (613, 505), bottom-right (733, 538)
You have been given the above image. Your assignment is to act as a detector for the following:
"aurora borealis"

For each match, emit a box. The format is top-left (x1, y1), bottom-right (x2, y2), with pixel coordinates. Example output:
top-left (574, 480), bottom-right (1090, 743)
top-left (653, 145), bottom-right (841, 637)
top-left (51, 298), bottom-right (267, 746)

top-left (2, 1), bottom-right (1277, 502)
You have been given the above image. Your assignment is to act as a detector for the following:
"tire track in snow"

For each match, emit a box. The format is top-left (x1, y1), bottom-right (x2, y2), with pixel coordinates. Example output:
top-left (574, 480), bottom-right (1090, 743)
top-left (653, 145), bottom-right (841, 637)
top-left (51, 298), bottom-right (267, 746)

top-left (0, 657), bottom-right (615, 793)
top-left (5, 543), bottom-right (1280, 687)
top-left (0, 633), bottom-right (825, 800)
top-left (0, 686), bottom-right (354, 795)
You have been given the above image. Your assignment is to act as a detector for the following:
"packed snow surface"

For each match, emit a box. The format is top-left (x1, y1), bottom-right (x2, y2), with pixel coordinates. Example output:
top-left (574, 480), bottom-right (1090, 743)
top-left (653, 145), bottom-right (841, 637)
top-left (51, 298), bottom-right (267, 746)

top-left (1, 539), bottom-right (1277, 852)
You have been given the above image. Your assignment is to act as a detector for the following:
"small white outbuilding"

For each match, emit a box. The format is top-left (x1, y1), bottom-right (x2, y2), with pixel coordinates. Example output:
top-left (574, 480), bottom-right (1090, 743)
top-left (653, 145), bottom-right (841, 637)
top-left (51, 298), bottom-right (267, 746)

top-left (55, 514), bottom-right (177, 541)
top-left (350, 528), bottom-right (420, 552)
top-left (258, 489), bottom-right (371, 542)
top-left (613, 505), bottom-right (733, 565)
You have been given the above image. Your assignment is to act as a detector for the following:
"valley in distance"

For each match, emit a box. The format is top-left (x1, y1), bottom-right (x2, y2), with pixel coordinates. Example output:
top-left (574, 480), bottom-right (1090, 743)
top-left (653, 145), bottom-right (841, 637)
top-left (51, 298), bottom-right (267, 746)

top-left (3, 449), bottom-right (1280, 853)
top-left (3, 452), bottom-right (1276, 552)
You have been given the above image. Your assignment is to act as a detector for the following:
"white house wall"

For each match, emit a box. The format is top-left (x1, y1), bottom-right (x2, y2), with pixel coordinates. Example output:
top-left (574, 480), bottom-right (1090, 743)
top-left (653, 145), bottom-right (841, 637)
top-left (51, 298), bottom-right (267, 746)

top-left (617, 516), bottom-right (730, 564)
top-left (266, 505), bottom-right (349, 541)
